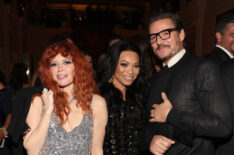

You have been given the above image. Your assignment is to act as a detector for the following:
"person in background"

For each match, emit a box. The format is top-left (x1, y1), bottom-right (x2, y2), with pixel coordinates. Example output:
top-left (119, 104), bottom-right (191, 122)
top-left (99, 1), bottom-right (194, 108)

top-left (217, 59), bottom-right (234, 155)
top-left (0, 70), bottom-right (14, 155)
top-left (97, 35), bottom-right (124, 83)
top-left (98, 41), bottom-right (150, 154)
top-left (207, 10), bottom-right (234, 154)
top-left (30, 69), bottom-right (41, 87)
top-left (127, 35), bottom-right (159, 79)
top-left (97, 35), bottom-right (123, 67)
top-left (208, 11), bottom-right (234, 65)
top-left (23, 39), bottom-right (107, 155)
top-left (81, 50), bottom-right (93, 67)
top-left (9, 63), bottom-right (30, 93)
top-left (107, 35), bottom-right (124, 47)
top-left (145, 12), bottom-right (232, 155)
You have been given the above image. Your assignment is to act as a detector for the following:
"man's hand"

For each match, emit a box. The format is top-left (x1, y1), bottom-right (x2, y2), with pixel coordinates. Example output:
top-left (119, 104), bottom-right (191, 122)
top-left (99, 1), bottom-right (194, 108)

top-left (150, 135), bottom-right (175, 155)
top-left (149, 92), bottom-right (172, 123)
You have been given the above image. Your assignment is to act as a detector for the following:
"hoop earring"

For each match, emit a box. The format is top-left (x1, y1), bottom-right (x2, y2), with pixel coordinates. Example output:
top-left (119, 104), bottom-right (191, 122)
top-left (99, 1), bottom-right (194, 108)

top-left (108, 74), bottom-right (115, 83)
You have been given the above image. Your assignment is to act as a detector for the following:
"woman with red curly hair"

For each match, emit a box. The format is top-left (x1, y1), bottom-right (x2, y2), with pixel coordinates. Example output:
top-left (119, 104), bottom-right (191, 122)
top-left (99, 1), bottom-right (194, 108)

top-left (23, 39), bottom-right (107, 155)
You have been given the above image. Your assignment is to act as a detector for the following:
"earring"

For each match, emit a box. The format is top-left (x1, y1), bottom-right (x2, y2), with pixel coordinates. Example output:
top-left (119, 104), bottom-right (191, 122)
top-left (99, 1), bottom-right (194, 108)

top-left (108, 74), bottom-right (114, 83)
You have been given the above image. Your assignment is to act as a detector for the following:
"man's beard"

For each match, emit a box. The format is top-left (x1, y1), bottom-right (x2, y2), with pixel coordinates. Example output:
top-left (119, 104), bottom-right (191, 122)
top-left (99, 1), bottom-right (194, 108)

top-left (155, 44), bottom-right (181, 62)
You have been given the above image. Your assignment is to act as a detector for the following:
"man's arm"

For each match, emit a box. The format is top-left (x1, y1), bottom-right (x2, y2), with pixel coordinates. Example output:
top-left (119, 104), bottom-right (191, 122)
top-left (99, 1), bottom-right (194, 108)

top-left (151, 61), bottom-right (232, 138)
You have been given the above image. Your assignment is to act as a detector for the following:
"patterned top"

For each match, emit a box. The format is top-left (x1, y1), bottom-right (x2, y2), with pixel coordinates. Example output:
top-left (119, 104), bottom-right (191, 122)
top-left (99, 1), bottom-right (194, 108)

top-left (39, 111), bottom-right (93, 155)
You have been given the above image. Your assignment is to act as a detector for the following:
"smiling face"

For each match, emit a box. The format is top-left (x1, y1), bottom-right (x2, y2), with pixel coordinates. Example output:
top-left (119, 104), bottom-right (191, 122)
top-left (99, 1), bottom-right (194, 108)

top-left (113, 50), bottom-right (140, 91)
top-left (149, 18), bottom-right (185, 64)
top-left (49, 53), bottom-right (75, 88)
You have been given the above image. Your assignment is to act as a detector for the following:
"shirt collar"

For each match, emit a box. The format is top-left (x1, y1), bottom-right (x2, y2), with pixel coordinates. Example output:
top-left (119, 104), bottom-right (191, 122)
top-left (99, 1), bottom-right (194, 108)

top-left (163, 49), bottom-right (186, 68)
top-left (216, 45), bottom-right (234, 58)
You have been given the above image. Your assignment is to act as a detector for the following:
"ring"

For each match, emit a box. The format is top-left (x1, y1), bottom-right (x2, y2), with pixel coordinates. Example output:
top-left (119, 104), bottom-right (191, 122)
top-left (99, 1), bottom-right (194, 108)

top-left (42, 88), bottom-right (48, 93)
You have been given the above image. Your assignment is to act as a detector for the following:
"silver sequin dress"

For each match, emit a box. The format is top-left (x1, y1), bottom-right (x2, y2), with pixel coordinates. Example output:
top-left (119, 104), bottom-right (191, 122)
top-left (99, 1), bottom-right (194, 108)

top-left (39, 112), bottom-right (93, 155)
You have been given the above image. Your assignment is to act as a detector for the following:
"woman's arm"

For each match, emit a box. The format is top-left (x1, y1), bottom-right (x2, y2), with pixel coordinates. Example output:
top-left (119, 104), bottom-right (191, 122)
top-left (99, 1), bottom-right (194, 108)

top-left (23, 90), bottom-right (54, 155)
top-left (91, 94), bottom-right (108, 155)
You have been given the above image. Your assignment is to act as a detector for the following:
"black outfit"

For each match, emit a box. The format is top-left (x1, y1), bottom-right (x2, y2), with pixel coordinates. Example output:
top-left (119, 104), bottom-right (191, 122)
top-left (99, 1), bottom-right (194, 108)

top-left (145, 52), bottom-right (232, 155)
top-left (208, 46), bottom-right (232, 65)
top-left (0, 85), bottom-right (14, 155)
top-left (217, 59), bottom-right (234, 155)
top-left (100, 82), bottom-right (148, 155)
top-left (8, 87), bottom-right (42, 155)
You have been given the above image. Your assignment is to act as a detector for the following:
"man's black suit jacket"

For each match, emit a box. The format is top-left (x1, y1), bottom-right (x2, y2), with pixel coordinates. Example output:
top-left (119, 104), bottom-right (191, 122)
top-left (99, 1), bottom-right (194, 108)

top-left (8, 87), bottom-right (43, 155)
top-left (145, 52), bottom-right (232, 155)
top-left (217, 59), bottom-right (234, 155)
top-left (208, 46), bottom-right (231, 65)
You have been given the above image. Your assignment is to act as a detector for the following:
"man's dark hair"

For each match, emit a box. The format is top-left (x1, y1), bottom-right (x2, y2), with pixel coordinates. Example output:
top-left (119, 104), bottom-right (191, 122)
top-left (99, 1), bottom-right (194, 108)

top-left (148, 12), bottom-right (184, 32)
top-left (215, 11), bottom-right (234, 34)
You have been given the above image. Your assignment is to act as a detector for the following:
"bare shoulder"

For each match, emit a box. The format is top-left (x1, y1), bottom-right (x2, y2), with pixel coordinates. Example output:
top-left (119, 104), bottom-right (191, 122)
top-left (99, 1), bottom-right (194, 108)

top-left (92, 94), bottom-right (107, 112)
top-left (28, 95), bottom-right (44, 116)
top-left (31, 95), bottom-right (43, 107)
top-left (92, 94), bottom-right (108, 124)
top-left (92, 94), bottom-right (106, 106)
top-left (26, 95), bottom-right (44, 128)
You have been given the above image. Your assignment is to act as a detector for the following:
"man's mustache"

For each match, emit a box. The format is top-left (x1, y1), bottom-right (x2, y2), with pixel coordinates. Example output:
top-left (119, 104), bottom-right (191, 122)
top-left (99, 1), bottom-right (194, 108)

top-left (156, 44), bottom-right (170, 50)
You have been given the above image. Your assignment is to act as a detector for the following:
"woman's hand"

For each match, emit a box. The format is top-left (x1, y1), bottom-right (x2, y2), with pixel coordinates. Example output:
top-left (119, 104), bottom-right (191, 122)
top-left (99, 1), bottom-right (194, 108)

top-left (41, 88), bottom-right (54, 113)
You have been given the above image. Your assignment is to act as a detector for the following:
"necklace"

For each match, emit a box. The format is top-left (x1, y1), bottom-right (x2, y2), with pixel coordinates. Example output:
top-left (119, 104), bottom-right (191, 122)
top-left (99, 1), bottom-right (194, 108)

top-left (68, 97), bottom-right (76, 105)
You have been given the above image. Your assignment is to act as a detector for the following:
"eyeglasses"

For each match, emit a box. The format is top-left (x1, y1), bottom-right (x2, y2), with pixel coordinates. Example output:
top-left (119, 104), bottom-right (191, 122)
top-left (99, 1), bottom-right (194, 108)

top-left (148, 28), bottom-right (178, 44)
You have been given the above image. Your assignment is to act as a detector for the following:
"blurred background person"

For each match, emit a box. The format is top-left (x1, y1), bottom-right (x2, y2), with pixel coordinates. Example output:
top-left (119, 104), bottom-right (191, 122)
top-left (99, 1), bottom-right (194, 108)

top-left (98, 41), bottom-right (150, 154)
top-left (30, 68), bottom-right (42, 87)
top-left (81, 49), bottom-right (93, 68)
top-left (0, 70), bottom-right (14, 155)
top-left (218, 59), bottom-right (234, 155)
top-left (208, 11), bottom-right (234, 65)
top-left (97, 35), bottom-right (123, 68)
top-left (9, 63), bottom-right (30, 94)
top-left (107, 35), bottom-right (124, 47)
top-left (128, 35), bottom-right (162, 79)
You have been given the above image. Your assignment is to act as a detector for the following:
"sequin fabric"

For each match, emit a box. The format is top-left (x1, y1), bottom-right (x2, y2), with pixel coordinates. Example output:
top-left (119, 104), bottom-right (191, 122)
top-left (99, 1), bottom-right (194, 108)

top-left (39, 112), bottom-right (93, 155)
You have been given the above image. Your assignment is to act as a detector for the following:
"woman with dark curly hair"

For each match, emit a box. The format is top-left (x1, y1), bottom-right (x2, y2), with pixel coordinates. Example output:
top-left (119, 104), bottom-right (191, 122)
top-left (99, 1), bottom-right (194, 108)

top-left (98, 41), bottom-right (150, 155)
top-left (23, 39), bottom-right (107, 155)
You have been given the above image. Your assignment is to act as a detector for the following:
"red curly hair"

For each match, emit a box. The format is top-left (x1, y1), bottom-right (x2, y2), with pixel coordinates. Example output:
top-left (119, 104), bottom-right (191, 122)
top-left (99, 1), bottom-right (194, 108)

top-left (39, 39), bottom-right (98, 125)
